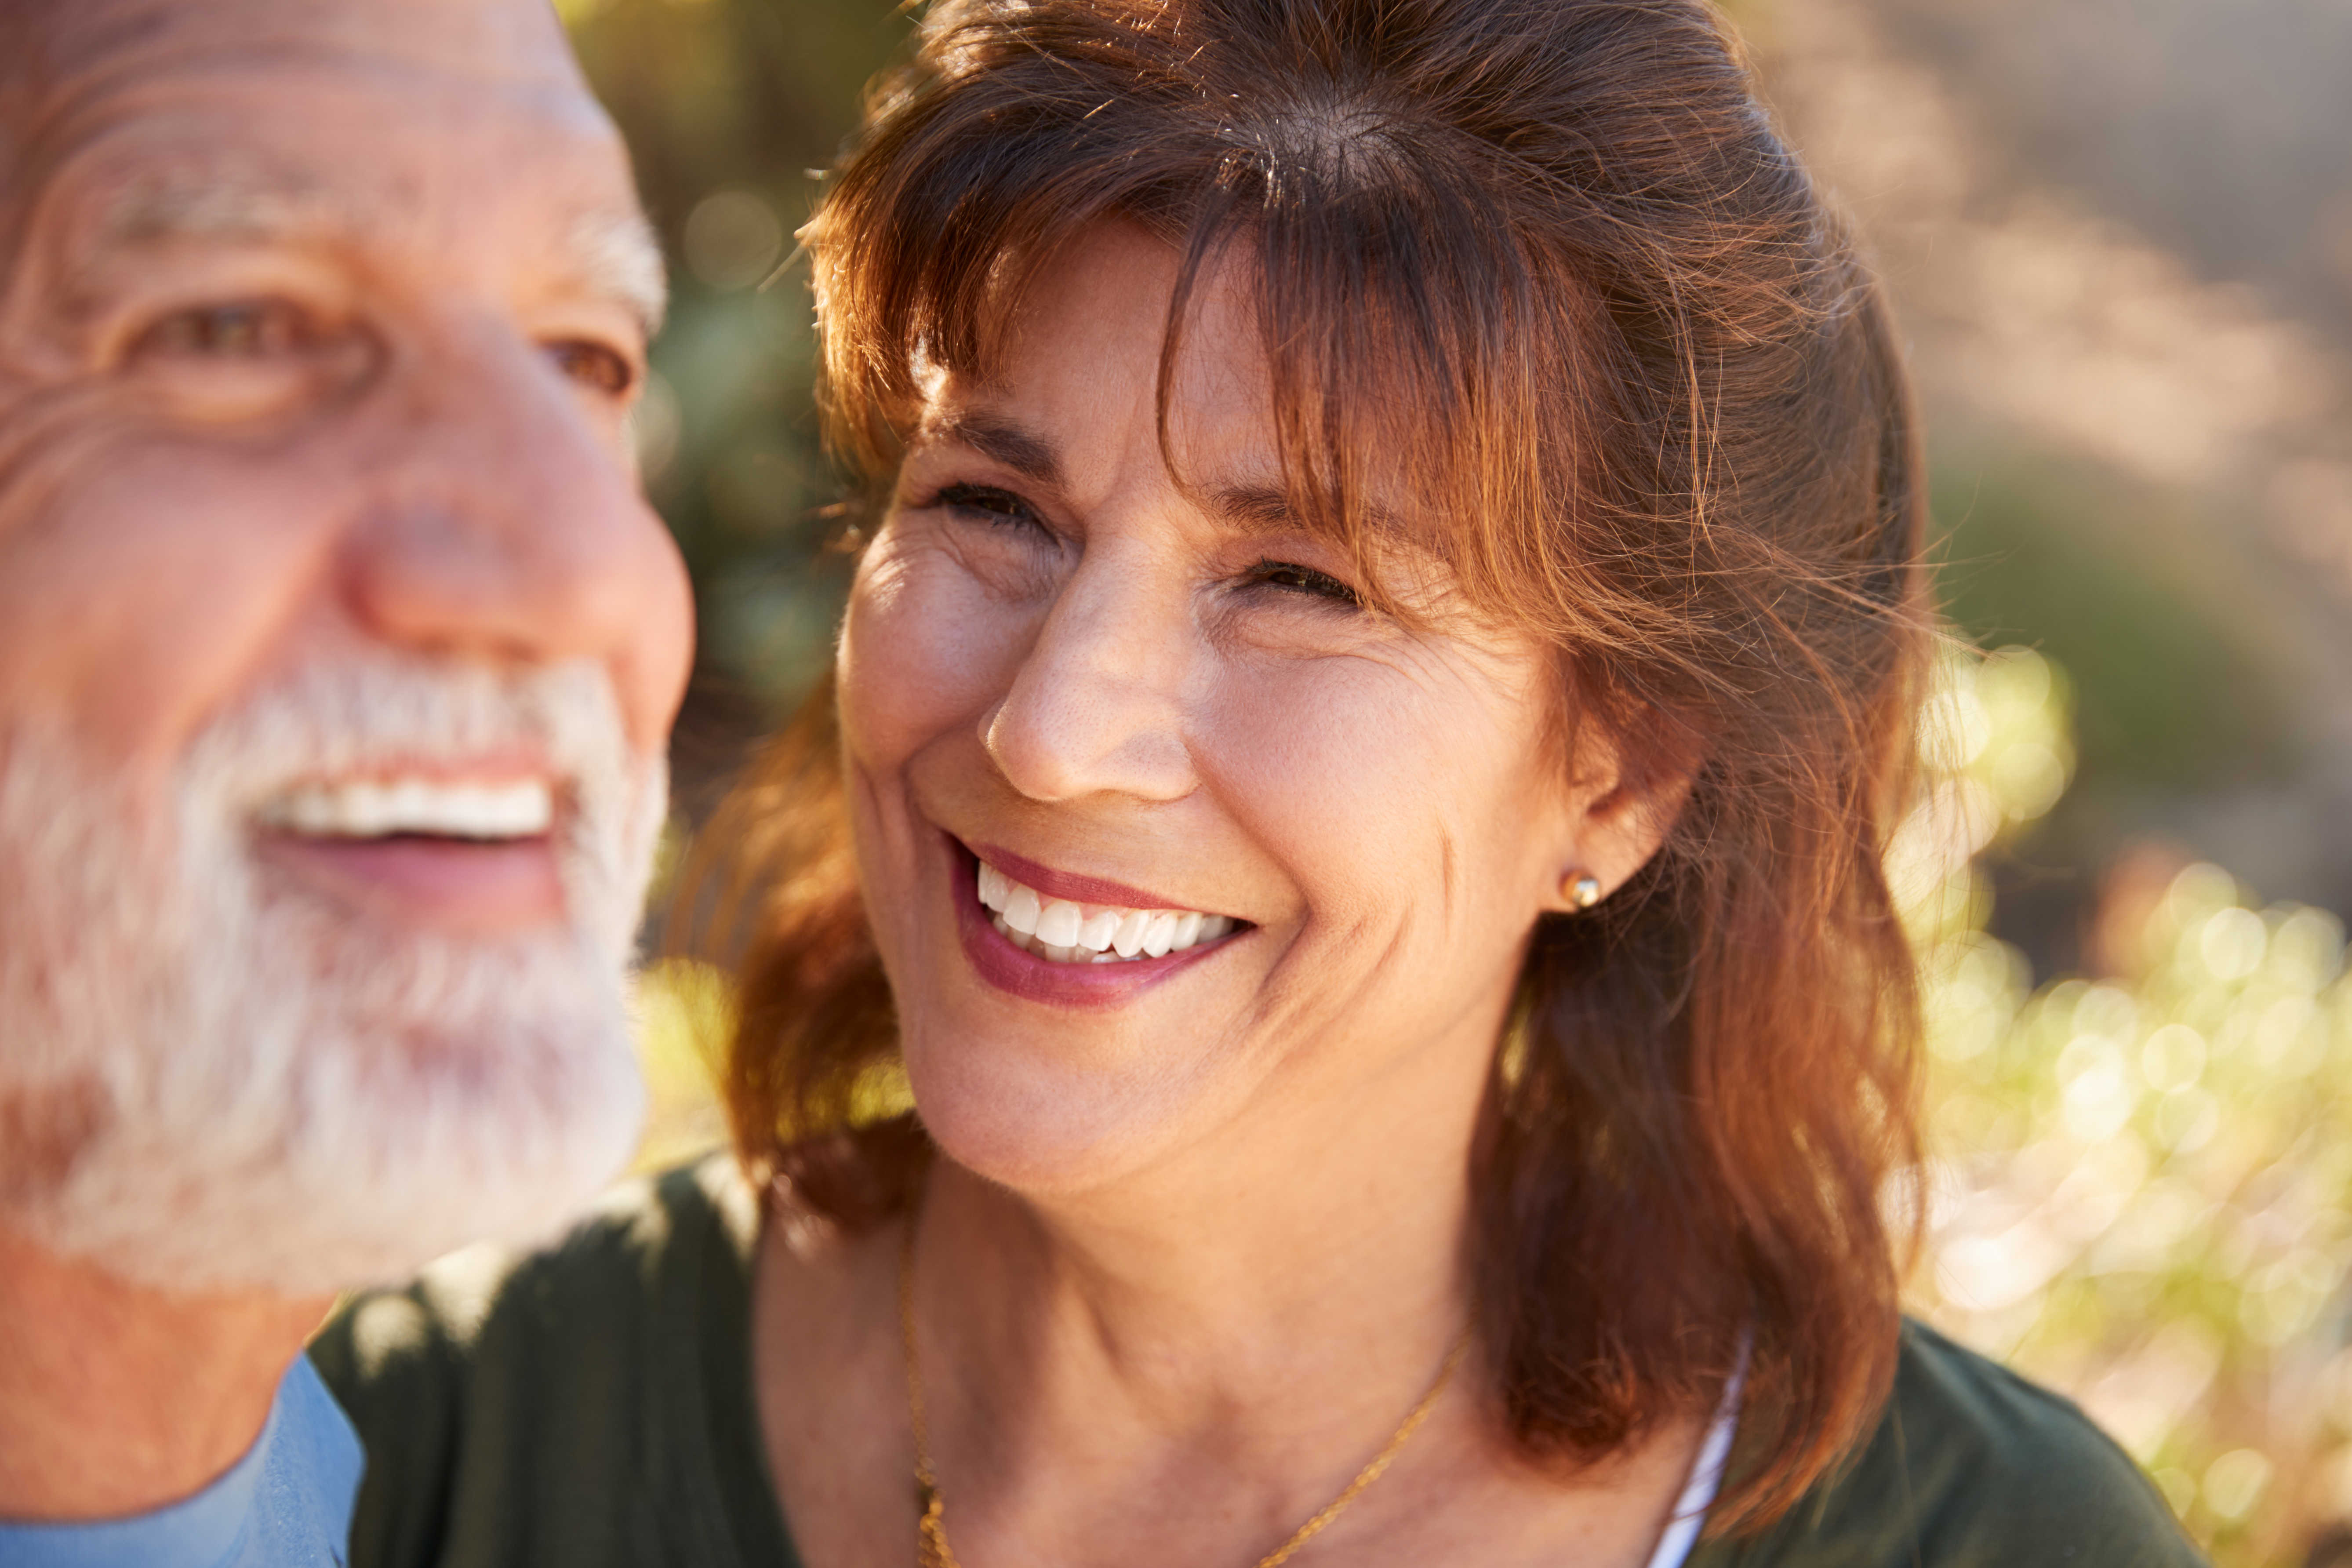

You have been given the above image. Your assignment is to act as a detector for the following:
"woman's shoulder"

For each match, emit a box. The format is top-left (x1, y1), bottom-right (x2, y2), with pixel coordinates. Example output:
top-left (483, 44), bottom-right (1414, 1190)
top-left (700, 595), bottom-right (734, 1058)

top-left (1701, 1318), bottom-right (2207, 1567)
top-left (312, 1151), bottom-right (756, 1408)
top-left (308, 1153), bottom-right (784, 1568)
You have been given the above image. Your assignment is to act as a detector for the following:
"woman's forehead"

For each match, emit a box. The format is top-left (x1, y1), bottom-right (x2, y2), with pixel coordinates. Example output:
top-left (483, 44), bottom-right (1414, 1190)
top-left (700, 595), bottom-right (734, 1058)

top-left (932, 226), bottom-right (1440, 523)
top-left (1002, 224), bottom-right (1272, 433)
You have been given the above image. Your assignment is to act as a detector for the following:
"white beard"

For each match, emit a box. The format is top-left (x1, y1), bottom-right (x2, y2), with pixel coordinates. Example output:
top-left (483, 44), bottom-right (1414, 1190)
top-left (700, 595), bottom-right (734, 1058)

top-left (0, 653), bottom-right (666, 1295)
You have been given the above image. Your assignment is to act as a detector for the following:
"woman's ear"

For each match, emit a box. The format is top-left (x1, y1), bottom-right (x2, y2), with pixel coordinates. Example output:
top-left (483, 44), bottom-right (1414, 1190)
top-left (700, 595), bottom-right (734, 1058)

top-left (1541, 723), bottom-right (1699, 913)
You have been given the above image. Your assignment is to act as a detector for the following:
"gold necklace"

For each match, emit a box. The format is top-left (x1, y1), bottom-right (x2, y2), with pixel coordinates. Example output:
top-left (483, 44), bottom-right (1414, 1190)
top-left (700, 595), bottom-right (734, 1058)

top-left (898, 1214), bottom-right (1471, 1568)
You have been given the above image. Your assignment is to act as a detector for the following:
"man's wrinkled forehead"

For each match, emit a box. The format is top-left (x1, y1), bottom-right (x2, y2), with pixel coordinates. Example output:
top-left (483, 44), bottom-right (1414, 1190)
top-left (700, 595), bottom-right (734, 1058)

top-left (4, 0), bottom-right (579, 89)
top-left (0, 0), bottom-right (664, 329)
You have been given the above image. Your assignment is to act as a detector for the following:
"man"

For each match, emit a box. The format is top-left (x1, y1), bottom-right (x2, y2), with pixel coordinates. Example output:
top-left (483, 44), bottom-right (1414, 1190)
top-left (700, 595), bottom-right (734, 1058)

top-left (0, 0), bottom-right (693, 1559)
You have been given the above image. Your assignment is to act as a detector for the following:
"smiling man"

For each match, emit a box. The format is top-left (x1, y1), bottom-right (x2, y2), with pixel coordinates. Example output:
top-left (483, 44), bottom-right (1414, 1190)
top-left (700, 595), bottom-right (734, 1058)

top-left (0, 0), bottom-right (692, 1561)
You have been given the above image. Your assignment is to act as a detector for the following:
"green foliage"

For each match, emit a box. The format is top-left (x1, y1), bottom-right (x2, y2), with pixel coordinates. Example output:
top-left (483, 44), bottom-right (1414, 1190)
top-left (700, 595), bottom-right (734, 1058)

top-left (1929, 455), bottom-right (2293, 795)
top-left (1909, 648), bottom-right (2349, 1565)
top-left (569, 0), bottom-right (910, 727)
top-left (631, 957), bottom-right (737, 1171)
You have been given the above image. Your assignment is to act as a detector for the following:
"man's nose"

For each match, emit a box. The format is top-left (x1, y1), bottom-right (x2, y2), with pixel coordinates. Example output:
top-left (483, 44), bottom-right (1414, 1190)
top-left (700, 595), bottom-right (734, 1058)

top-left (981, 539), bottom-right (1198, 805)
top-left (337, 315), bottom-right (693, 749)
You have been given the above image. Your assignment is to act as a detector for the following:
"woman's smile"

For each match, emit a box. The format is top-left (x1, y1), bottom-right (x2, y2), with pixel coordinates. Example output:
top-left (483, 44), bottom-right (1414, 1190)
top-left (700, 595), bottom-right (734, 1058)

top-left (971, 843), bottom-right (1242, 963)
top-left (947, 833), bottom-right (1248, 1006)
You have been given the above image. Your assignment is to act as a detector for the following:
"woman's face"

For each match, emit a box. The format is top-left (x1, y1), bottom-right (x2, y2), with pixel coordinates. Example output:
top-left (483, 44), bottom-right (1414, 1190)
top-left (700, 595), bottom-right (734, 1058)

top-left (836, 223), bottom-right (1662, 1195)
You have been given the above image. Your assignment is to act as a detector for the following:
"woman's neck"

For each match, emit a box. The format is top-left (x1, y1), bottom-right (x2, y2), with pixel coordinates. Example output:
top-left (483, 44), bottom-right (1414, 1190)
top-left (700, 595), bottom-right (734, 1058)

top-left (755, 1000), bottom-right (1705, 1568)
top-left (903, 993), bottom-right (1541, 1564)
top-left (915, 1065), bottom-right (1480, 1447)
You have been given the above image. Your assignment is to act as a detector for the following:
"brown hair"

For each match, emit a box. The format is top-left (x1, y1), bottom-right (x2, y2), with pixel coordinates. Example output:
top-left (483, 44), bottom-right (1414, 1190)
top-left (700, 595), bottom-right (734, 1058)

top-left (688, 0), bottom-right (1928, 1532)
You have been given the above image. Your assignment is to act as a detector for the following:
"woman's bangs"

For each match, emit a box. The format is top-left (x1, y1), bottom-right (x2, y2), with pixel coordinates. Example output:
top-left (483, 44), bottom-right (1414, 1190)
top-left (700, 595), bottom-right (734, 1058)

top-left (1174, 190), bottom-right (1556, 626)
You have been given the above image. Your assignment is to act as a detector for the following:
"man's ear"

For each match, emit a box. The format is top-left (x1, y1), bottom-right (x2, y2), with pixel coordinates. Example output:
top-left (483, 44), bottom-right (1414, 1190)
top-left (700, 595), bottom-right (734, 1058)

top-left (1541, 719), bottom-right (1700, 913)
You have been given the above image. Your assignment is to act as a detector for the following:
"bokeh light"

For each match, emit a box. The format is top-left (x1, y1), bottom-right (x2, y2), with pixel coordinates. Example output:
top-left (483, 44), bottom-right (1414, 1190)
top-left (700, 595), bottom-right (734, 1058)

top-left (1907, 648), bottom-right (2352, 1564)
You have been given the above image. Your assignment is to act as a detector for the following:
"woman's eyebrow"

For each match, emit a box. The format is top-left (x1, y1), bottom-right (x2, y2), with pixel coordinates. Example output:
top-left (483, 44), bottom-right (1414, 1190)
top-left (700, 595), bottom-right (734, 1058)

top-left (922, 408), bottom-right (1064, 486)
top-left (1211, 483), bottom-right (1294, 533)
top-left (1212, 480), bottom-right (1413, 541)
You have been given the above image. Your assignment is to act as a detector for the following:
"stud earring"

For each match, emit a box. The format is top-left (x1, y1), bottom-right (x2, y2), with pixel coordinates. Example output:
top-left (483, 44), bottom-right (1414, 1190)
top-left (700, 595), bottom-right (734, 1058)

top-left (1563, 872), bottom-right (1603, 910)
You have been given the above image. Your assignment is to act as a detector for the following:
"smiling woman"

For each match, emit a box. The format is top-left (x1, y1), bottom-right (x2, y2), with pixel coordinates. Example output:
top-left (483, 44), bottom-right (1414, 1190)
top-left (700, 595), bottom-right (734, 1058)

top-left (316, 1), bottom-right (2206, 1565)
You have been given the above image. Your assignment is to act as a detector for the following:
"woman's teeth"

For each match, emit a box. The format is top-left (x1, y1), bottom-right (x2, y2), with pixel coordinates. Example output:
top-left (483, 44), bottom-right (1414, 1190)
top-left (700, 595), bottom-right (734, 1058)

top-left (977, 860), bottom-right (1234, 964)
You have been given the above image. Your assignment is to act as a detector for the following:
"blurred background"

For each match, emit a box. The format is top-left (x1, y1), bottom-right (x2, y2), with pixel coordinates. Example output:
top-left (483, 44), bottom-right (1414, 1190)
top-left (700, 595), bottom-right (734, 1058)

top-left (560, 0), bottom-right (2352, 1560)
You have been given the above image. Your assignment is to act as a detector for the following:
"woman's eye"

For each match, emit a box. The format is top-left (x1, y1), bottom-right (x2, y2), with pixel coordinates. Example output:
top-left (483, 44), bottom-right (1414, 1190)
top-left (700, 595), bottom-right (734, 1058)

top-left (1247, 558), bottom-right (1361, 607)
top-left (545, 339), bottom-right (636, 397)
top-left (930, 481), bottom-right (1046, 531)
top-left (129, 299), bottom-right (316, 362)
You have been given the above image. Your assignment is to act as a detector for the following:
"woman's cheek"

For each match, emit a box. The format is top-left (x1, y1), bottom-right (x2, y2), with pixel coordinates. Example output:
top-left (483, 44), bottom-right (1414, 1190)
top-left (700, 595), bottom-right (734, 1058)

top-left (840, 531), bottom-right (1028, 763)
top-left (1202, 652), bottom-right (1453, 893)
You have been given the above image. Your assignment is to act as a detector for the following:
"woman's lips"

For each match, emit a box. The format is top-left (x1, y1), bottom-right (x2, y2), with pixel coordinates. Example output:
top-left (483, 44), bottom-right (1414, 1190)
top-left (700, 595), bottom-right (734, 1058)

top-left (967, 840), bottom-right (1190, 914)
top-left (949, 837), bottom-right (1236, 1007)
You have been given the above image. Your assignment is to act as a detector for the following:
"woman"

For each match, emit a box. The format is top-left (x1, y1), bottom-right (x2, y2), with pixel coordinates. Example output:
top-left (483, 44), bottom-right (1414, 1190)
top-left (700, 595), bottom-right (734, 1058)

top-left (315, 0), bottom-right (2203, 1563)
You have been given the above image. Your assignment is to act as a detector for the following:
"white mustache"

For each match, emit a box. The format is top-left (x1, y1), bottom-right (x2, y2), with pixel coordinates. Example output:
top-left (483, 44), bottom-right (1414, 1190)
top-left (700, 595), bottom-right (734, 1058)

top-left (192, 653), bottom-right (633, 823)
top-left (180, 651), bottom-right (655, 946)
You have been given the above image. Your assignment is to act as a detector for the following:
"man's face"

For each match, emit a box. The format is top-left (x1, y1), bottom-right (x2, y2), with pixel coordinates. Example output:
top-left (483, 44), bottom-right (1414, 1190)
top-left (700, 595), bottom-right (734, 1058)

top-left (0, 0), bottom-right (694, 1291)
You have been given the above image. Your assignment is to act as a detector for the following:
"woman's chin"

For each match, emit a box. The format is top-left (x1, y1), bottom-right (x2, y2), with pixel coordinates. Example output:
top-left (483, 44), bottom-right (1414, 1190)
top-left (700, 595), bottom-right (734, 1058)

top-left (900, 1031), bottom-right (1211, 1198)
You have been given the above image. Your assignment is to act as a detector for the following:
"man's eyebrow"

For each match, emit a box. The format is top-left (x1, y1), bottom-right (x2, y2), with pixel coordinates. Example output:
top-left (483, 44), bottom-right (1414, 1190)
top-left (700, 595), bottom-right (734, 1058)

top-left (88, 172), bottom-right (669, 338)
top-left (96, 166), bottom-right (354, 246)
top-left (567, 207), bottom-right (668, 338)
top-left (923, 409), bottom-right (1064, 486)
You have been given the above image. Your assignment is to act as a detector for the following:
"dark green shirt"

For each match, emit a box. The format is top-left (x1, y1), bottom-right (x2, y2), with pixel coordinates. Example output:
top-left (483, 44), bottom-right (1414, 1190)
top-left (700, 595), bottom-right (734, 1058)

top-left (310, 1157), bottom-right (2206, 1568)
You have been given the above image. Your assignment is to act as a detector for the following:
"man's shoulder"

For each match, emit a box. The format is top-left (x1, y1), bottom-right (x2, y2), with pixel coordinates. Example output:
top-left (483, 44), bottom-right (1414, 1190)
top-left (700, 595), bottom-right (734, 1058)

top-left (1709, 1319), bottom-right (2206, 1567)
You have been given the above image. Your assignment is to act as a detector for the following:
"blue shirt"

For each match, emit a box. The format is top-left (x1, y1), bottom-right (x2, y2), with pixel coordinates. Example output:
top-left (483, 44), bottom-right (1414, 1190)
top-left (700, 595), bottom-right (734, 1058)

top-left (0, 1354), bottom-right (363, 1568)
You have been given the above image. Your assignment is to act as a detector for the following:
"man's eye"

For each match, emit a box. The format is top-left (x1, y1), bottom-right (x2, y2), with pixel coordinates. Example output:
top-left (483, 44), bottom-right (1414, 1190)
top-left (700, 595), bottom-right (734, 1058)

top-left (545, 340), bottom-right (636, 396)
top-left (1247, 558), bottom-right (1361, 607)
top-left (130, 300), bottom-right (313, 361)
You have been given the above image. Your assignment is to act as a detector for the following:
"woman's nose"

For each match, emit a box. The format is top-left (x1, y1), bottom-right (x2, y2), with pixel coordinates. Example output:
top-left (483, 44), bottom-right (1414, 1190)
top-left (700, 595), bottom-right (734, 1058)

top-left (981, 545), bottom-right (1197, 805)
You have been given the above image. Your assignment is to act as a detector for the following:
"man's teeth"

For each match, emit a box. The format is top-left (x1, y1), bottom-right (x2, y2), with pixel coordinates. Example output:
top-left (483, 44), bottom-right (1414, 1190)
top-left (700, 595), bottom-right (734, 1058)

top-left (977, 860), bottom-right (1234, 964)
top-left (256, 778), bottom-right (554, 840)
